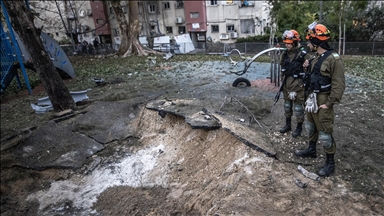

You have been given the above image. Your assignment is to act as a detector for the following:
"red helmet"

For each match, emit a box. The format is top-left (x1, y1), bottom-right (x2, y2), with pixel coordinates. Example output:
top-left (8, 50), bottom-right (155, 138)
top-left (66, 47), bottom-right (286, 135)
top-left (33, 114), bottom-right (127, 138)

top-left (305, 22), bottom-right (330, 41)
top-left (282, 30), bottom-right (300, 44)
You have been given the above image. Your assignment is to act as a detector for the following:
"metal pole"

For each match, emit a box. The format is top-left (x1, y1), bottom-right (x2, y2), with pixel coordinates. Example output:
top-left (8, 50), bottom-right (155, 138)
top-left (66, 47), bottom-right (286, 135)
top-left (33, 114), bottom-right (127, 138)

top-left (273, 50), bottom-right (277, 86)
top-left (270, 53), bottom-right (273, 83)
top-left (245, 42), bottom-right (247, 55)
top-left (372, 41), bottom-right (375, 56)
top-left (319, 1), bottom-right (323, 23)
top-left (343, 23), bottom-right (346, 55)
top-left (277, 51), bottom-right (281, 87)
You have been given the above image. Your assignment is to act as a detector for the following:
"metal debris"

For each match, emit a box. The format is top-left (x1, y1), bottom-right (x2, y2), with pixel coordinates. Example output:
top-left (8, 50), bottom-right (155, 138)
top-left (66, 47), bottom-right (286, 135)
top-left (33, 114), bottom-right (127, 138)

top-left (163, 52), bottom-right (174, 60)
top-left (204, 115), bottom-right (211, 120)
top-left (91, 78), bottom-right (105, 86)
top-left (31, 90), bottom-right (90, 114)
top-left (294, 177), bottom-right (308, 188)
top-left (298, 165), bottom-right (320, 181)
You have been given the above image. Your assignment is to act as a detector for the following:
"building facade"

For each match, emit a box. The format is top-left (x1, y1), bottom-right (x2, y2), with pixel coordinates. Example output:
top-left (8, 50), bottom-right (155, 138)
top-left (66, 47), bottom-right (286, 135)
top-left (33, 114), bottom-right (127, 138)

top-left (29, 0), bottom-right (271, 49)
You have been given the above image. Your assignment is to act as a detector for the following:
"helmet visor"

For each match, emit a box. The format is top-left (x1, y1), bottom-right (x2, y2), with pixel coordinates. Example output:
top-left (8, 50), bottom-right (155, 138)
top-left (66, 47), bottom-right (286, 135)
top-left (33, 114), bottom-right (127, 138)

top-left (282, 30), bottom-right (294, 41)
top-left (305, 21), bottom-right (317, 40)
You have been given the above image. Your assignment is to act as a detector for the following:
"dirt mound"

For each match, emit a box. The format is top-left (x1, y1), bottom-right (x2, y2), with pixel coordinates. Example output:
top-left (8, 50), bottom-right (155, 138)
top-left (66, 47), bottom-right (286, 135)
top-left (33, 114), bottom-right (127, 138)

top-left (1, 61), bottom-right (383, 215)
top-left (2, 108), bottom-right (382, 215)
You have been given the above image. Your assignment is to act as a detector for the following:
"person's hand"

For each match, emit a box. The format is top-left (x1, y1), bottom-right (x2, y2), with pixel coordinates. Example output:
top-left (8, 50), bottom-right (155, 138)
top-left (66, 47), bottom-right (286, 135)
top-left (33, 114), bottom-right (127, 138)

top-left (319, 104), bottom-right (329, 109)
top-left (305, 93), bottom-right (319, 113)
top-left (288, 92), bottom-right (297, 100)
top-left (303, 60), bottom-right (309, 69)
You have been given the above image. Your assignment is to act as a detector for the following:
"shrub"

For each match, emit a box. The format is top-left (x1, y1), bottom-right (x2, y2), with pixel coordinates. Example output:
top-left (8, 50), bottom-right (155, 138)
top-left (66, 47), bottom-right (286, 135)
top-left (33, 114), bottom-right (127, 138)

top-left (235, 34), bottom-right (271, 43)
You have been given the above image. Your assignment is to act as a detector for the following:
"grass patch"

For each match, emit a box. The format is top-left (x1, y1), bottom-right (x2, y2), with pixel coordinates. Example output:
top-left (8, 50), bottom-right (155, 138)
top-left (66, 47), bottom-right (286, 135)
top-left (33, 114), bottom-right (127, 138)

top-left (343, 56), bottom-right (384, 81)
top-left (1, 54), bottom-right (383, 99)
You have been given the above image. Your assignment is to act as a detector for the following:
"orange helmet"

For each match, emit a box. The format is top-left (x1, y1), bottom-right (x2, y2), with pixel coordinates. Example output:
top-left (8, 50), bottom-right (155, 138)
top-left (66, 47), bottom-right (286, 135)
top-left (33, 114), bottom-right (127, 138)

top-left (282, 30), bottom-right (300, 44)
top-left (290, 30), bottom-right (301, 41)
top-left (305, 22), bottom-right (330, 41)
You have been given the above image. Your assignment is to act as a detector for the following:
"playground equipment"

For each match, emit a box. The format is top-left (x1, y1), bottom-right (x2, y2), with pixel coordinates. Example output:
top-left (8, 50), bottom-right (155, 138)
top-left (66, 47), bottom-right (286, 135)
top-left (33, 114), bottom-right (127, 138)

top-left (226, 47), bottom-right (286, 87)
top-left (0, 0), bottom-right (75, 95)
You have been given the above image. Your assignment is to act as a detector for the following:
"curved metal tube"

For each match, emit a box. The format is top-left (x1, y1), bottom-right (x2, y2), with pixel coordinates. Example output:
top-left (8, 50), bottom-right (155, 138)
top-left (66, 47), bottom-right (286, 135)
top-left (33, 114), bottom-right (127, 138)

top-left (229, 47), bottom-right (286, 76)
top-left (245, 47), bottom-right (286, 66)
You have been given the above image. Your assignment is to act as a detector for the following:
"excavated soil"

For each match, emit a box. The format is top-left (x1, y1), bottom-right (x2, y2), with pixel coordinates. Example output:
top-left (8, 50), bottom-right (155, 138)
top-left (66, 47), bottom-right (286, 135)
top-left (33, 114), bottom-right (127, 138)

top-left (1, 61), bottom-right (383, 216)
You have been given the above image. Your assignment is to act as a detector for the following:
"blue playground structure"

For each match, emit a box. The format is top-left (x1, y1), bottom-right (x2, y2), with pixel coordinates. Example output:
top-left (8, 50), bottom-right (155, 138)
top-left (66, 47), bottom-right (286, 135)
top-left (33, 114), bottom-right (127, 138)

top-left (1, 0), bottom-right (76, 95)
top-left (1, 0), bottom-right (32, 94)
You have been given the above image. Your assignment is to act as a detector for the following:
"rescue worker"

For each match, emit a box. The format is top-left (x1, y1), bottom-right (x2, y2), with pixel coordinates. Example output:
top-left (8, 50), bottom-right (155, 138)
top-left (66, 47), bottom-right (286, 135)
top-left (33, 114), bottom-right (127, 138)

top-left (279, 30), bottom-right (311, 137)
top-left (295, 22), bottom-right (346, 177)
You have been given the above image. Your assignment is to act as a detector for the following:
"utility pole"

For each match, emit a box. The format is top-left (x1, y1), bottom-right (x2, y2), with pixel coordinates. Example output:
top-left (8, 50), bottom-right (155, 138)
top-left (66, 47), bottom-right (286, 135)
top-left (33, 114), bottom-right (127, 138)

top-left (338, 0), bottom-right (343, 55)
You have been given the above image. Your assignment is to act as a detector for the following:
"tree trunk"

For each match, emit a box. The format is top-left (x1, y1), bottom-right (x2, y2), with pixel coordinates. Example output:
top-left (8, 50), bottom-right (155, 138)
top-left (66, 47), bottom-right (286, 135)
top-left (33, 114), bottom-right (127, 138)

top-left (110, 0), bottom-right (161, 57)
top-left (3, 1), bottom-right (76, 111)
top-left (110, 1), bottom-right (130, 56)
top-left (140, 1), bottom-right (154, 48)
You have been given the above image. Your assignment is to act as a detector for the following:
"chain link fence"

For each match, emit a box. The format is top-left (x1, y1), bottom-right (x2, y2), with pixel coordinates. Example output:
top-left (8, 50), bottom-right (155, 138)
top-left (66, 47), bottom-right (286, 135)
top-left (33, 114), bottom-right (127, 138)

top-left (191, 41), bottom-right (384, 56)
top-left (62, 41), bottom-right (384, 56)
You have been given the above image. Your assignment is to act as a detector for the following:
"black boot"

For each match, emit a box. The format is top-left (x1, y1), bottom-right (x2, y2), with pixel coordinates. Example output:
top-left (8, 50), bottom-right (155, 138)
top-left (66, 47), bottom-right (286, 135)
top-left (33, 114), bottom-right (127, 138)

top-left (292, 122), bottom-right (303, 138)
top-left (279, 118), bottom-right (291, 133)
top-left (318, 154), bottom-right (335, 177)
top-left (294, 141), bottom-right (317, 158)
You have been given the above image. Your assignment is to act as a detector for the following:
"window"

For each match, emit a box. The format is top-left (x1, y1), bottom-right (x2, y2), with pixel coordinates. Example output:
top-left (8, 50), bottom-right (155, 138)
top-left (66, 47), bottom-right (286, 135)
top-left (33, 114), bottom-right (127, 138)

top-left (96, 19), bottom-right (103, 25)
top-left (176, 0), bottom-right (184, 8)
top-left (166, 26), bottom-right (173, 34)
top-left (109, 7), bottom-right (113, 14)
top-left (163, 2), bottom-right (170, 9)
top-left (240, 0), bottom-right (254, 7)
top-left (122, 6), bottom-right (127, 14)
top-left (227, 25), bottom-right (235, 32)
top-left (178, 26), bottom-right (186, 34)
top-left (210, 0), bottom-right (218, 5)
top-left (55, 32), bottom-right (59, 36)
top-left (211, 25), bottom-right (219, 32)
top-left (148, 4), bottom-right (156, 13)
top-left (114, 28), bottom-right (120, 36)
top-left (190, 12), bottom-right (199, 18)
top-left (240, 19), bottom-right (255, 34)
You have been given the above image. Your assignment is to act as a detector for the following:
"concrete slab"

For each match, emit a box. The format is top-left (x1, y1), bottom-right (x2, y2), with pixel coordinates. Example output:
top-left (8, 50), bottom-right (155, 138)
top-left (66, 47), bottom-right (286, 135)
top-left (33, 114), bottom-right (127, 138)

top-left (74, 101), bottom-right (140, 144)
top-left (5, 121), bottom-right (104, 170)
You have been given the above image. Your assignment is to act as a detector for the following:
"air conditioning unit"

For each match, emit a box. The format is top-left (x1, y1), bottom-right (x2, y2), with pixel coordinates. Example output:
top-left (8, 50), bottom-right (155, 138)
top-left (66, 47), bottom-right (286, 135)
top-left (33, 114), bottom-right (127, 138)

top-left (175, 17), bottom-right (183, 24)
top-left (230, 32), bottom-right (238, 39)
top-left (67, 12), bottom-right (75, 19)
top-left (197, 35), bottom-right (205, 41)
top-left (219, 33), bottom-right (229, 40)
top-left (82, 25), bottom-right (89, 30)
top-left (248, 1), bottom-right (255, 6)
top-left (79, 9), bottom-right (86, 17)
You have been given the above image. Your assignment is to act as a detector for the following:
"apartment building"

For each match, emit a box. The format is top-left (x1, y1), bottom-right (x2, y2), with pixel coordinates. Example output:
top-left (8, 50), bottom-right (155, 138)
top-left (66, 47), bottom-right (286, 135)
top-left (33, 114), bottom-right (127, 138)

top-left (29, 0), bottom-right (271, 49)
top-left (206, 0), bottom-right (270, 42)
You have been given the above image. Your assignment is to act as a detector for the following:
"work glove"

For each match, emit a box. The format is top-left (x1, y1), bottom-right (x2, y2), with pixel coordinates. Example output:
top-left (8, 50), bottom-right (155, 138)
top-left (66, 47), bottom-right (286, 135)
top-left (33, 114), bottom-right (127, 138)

top-left (305, 93), bottom-right (318, 113)
top-left (288, 92), bottom-right (297, 100)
